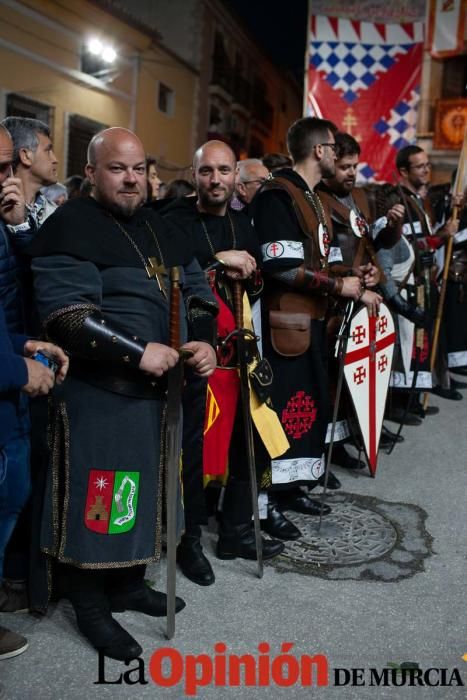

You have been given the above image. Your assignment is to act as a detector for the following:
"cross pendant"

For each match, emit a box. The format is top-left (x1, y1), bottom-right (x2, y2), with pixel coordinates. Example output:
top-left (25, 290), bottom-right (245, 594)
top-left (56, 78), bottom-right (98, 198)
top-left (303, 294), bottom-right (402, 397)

top-left (145, 257), bottom-right (167, 297)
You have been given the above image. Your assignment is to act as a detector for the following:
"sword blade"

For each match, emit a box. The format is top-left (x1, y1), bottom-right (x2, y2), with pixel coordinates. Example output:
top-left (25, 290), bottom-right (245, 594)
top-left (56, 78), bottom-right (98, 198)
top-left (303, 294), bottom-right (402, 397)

top-left (237, 332), bottom-right (263, 578)
top-left (165, 361), bottom-right (184, 640)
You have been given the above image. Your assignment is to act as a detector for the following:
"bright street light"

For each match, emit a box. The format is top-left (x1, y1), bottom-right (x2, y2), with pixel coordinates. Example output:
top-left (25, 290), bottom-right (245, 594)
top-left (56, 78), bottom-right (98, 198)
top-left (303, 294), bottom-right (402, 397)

top-left (88, 38), bottom-right (103, 55)
top-left (102, 46), bottom-right (117, 63)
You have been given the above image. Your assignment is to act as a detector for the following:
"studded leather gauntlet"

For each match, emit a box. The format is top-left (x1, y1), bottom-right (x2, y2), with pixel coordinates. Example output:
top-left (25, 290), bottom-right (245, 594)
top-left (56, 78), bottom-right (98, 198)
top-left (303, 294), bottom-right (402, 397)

top-left (45, 305), bottom-right (147, 368)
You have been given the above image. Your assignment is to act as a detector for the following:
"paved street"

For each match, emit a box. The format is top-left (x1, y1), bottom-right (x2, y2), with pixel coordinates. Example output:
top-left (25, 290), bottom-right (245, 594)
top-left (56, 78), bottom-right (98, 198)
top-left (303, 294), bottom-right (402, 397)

top-left (1, 389), bottom-right (466, 699)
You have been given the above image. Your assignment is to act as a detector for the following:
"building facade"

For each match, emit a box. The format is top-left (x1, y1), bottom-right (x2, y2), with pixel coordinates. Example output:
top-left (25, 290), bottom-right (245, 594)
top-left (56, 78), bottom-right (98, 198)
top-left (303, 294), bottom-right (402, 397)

top-left (106, 0), bottom-right (302, 158)
top-left (0, 0), bottom-right (198, 181)
top-left (0, 0), bottom-right (302, 185)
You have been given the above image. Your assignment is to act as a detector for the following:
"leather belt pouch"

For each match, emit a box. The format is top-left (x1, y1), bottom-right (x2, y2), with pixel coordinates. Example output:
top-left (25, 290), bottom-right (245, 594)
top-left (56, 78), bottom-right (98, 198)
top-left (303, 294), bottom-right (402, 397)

top-left (269, 310), bottom-right (311, 357)
top-left (249, 357), bottom-right (273, 402)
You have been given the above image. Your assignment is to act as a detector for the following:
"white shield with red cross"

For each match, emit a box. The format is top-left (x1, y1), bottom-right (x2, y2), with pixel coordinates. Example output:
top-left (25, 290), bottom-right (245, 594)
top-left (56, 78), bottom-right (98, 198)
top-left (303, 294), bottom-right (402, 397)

top-left (342, 303), bottom-right (396, 476)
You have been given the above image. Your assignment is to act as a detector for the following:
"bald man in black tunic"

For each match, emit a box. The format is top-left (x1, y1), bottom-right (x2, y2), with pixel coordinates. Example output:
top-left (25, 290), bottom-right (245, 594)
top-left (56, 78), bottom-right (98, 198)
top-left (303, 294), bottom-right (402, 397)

top-left (29, 128), bottom-right (217, 661)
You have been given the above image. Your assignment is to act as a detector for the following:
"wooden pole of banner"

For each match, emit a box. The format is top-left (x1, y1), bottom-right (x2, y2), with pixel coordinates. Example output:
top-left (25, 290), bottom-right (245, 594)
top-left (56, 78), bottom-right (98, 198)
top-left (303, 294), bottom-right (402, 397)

top-left (422, 127), bottom-right (467, 410)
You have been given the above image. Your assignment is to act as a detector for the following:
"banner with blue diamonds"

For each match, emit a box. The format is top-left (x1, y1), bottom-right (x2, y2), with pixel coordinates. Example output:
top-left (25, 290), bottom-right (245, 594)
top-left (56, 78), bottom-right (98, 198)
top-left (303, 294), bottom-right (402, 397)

top-left (306, 15), bottom-right (424, 182)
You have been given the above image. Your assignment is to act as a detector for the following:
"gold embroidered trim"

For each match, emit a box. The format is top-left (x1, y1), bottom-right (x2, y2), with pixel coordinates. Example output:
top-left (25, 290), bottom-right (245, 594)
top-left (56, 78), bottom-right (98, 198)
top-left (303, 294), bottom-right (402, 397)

top-left (58, 403), bottom-right (71, 560)
top-left (41, 549), bottom-right (159, 570)
top-left (154, 405), bottom-right (166, 563)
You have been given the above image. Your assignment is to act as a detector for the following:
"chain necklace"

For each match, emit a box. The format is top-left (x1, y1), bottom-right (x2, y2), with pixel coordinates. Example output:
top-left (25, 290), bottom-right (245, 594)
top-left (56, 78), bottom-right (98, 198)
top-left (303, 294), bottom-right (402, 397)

top-left (304, 189), bottom-right (331, 265)
top-left (199, 209), bottom-right (237, 258)
top-left (110, 214), bottom-right (167, 297)
top-left (304, 190), bottom-right (328, 229)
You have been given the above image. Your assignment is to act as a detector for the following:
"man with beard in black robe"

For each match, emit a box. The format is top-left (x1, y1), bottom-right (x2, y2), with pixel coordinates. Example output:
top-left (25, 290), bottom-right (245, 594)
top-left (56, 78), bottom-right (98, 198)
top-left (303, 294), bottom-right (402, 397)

top-left (28, 128), bottom-right (217, 661)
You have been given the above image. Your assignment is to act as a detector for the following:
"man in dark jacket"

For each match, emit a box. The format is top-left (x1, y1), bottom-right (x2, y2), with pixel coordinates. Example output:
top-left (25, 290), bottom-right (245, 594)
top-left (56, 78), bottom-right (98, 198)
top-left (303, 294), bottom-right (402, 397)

top-left (0, 125), bottom-right (68, 670)
top-left (0, 304), bottom-right (67, 663)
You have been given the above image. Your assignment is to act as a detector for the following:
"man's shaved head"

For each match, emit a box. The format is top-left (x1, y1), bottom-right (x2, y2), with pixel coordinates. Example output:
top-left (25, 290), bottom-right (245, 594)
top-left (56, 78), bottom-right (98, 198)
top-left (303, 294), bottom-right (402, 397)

top-left (87, 127), bottom-right (144, 167)
top-left (193, 140), bottom-right (236, 171)
top-left (85, 127), bottom-right (148, 217)
top-left (192, 140), bottom-right (238, 214)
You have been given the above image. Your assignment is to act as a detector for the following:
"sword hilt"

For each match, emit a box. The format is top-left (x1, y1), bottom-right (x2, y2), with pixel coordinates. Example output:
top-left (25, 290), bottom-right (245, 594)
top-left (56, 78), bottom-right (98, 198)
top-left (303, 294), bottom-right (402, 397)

top-left (232, 280), bottom-right (244, 329)
top-left (169, 266), bottom-right (181, 350)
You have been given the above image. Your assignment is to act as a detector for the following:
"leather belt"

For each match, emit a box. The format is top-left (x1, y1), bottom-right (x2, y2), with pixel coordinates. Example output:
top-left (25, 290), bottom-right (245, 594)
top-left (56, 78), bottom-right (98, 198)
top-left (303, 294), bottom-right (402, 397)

top-left (70, 359), bottom-right (167, 399)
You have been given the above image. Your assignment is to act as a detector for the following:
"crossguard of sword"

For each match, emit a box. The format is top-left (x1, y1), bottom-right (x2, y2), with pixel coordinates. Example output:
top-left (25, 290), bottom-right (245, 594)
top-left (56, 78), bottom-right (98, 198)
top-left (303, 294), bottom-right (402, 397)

top-left (220, 328), bottom-right (259, 348)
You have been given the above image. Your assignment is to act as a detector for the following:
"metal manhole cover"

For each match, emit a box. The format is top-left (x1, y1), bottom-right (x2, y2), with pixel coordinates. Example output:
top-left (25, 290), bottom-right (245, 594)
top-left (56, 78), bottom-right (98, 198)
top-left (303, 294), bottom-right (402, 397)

top-left (283, 501), bottom-right (398, 566)
top-left (267, 492), bottom-right (433, 582)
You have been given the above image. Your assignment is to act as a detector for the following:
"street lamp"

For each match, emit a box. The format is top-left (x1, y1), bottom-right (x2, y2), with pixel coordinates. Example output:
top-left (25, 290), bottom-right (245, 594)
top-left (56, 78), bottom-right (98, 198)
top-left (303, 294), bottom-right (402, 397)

top-left (82, 37), bottom-right (118, 80)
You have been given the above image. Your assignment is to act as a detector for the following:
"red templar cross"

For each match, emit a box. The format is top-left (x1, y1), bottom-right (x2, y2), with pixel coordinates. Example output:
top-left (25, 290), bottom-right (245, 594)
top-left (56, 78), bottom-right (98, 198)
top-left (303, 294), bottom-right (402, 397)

top-left (354, 366), bottom-right (366, 385)
top-left (378, 354), bottom-right (388, 372)
top-left (268, 242), bottom-right (283, 257)
top-left (378, 315), bottom-right (388, 334)
top-left (352, 324), bottom-right (366, 344)
top-left (345, 316), bottom-right (396, 474)
top-left (282, 390), bottom-right (317, 439)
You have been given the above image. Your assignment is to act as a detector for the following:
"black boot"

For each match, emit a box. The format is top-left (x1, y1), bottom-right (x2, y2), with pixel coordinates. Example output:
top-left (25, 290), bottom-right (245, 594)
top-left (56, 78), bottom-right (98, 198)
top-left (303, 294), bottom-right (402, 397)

top-left (411, 402), bottom-right (439, 417)
top-left (330, 444), bottom-right (365, 470)
top-left (64, 566), bottom-right (142, 662)
top-left (108, 565), bottom-right (185, 617)
top-left (261, 495), bottom-right (301, 541)
top-left (216, 479), bottom-right (284, 560)
top-left (430, 386), bottom-right (463, 401)
top-left (177, 532), bottom-right (215, 586)
top-left (278, 487), bottom-right (331, 516)
top-left (217, 524), bottom-right (284, 560)
top-left (317, 471), bottom-right (341, 490)
top-left (74, 602), bottom-right (142, 662)
top-left (381, 424), bottom-right (404, 444)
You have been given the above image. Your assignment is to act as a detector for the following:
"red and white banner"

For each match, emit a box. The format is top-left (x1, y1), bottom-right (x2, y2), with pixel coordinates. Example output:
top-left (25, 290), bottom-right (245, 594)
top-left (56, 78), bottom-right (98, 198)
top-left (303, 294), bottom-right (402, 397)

top-left (427, 0), bottom-right (466, 57)
top-left (306, 15), bottom-right (424, 182)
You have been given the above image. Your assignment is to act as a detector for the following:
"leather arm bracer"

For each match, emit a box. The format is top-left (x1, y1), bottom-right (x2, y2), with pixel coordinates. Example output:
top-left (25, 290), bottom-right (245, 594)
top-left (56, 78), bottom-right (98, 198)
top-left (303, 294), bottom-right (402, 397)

top-left (45, 305), bottom-right (147, 369)
top-left (293, 265), bottom-right (344, 296)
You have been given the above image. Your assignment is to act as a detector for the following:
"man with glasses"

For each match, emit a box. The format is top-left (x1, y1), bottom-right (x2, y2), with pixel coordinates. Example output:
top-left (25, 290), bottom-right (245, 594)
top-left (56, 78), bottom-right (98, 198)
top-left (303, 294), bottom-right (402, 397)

top-left (251, 117), bottom-right (363, 540)
top-left (376, 146), bottom-right (459, 422)
top-left (231, 158), bottom-right (270, 212)
top-left (398, 146), bottom-right (459, 401)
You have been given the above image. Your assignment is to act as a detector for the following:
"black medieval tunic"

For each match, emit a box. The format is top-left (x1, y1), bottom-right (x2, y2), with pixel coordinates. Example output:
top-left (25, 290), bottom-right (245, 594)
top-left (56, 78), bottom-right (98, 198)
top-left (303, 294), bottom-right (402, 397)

top-left (29, 197), bottom-right (216, 570)
top-left (252, 170), bottom-right (332, 485)
top-left (161, 198), bottom-right (264, 503)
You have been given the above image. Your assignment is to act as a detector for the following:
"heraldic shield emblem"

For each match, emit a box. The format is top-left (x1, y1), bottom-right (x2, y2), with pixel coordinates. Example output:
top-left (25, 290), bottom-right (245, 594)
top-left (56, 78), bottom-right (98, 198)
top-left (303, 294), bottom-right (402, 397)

top-left (342, 303), bottom-right (396, 476)
top-left (85, 469), bottom-right (140, 534)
